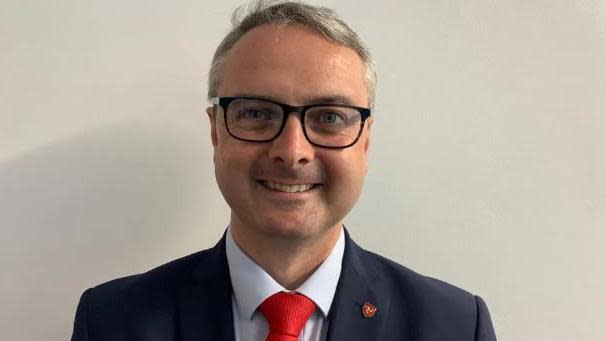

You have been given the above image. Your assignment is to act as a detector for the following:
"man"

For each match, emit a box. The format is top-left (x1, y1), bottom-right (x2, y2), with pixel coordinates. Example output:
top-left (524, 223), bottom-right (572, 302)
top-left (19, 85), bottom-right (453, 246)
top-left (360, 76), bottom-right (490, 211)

top-left (71, 1), bottom-right (497, 340)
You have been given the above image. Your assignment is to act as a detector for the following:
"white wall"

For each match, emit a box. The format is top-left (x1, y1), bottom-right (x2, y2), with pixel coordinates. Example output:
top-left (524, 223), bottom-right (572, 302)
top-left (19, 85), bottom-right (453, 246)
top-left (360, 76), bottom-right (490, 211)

top-left (1, 1), bottom-right (604, 340)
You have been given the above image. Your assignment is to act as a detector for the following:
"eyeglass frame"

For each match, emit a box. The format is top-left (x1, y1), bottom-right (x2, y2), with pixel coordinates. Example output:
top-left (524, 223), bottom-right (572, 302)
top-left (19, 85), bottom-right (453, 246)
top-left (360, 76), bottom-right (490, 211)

top-left (210, 96), bottom-right (372, 149)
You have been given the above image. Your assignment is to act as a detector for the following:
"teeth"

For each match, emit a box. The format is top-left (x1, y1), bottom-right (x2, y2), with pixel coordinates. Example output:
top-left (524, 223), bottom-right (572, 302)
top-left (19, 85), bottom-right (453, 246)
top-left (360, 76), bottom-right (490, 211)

top-left (264, 181), bottom-right (314, 193)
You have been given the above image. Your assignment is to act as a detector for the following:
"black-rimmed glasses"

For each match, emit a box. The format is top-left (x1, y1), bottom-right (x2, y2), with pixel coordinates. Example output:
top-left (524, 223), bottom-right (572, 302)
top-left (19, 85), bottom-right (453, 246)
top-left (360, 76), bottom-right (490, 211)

top-left (211, 96), bottom-right (371, 149)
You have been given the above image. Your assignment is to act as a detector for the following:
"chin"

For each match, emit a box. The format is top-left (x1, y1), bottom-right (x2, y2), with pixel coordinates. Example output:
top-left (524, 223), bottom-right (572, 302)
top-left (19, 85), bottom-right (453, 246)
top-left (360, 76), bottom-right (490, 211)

top-left (257, 214), bottom-right (341, 242)
top-left (249, 215), bottom-right (314, 238)
top-left (261, 222), bottom-right (316, 240)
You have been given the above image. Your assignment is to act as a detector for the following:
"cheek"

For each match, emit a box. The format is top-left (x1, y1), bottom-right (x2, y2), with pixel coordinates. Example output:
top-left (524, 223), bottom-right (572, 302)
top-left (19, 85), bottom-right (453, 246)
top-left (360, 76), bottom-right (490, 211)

top-left (214, 143), bottom-right (239, 188)
top-left (324, 152), bottom-right (367, 198)
top-left (214, 141), bottom-right (262, 184)
top-left (213, 144), bottom-right (257, 208)
top-left (215, 145), bottom-right (245, 176)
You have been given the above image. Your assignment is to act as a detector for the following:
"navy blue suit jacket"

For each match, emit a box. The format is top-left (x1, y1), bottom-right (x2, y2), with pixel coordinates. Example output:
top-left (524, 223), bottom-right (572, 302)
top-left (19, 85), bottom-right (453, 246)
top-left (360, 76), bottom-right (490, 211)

top-left (71, 230), bottom-right (496, 340)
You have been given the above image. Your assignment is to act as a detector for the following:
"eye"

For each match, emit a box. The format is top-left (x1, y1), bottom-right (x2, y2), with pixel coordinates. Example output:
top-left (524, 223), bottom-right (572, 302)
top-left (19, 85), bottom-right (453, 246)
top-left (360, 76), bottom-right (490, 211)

top-left (239, 109), bottom-right (270, 120)
top-left (317, 111), bottom-right (346, 125)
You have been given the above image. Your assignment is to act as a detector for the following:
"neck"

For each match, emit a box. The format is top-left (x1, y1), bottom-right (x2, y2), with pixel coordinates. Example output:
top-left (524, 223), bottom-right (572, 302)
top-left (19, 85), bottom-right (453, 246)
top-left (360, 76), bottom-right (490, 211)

top-left (229, 221), bottom-right (342, 290)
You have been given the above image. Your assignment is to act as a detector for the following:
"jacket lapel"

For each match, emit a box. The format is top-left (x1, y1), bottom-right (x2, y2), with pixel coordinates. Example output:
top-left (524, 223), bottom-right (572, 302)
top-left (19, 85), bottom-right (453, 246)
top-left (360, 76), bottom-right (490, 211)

top-left (325, 229), bottom-right (392, 341)
top-left (178, 236), bottom-right (236, 341)
top-left (177, 229), bottom-right (397, 341)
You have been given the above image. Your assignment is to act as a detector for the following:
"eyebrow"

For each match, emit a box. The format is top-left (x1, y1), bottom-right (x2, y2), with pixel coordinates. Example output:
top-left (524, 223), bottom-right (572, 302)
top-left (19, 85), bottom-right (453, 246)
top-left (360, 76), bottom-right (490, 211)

top-left (231, 93), bottom-right (358, 106)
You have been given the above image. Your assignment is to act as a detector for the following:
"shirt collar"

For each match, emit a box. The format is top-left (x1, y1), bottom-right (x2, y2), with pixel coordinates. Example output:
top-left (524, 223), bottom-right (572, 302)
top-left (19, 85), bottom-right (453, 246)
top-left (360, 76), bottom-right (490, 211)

top-left (226, 226), bottom-right (345, 320)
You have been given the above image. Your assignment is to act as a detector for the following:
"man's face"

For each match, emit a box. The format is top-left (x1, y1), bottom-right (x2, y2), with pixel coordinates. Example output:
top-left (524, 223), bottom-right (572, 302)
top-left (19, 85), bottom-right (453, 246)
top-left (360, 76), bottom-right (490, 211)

top-left (210, 24), bottom-right (373, 242)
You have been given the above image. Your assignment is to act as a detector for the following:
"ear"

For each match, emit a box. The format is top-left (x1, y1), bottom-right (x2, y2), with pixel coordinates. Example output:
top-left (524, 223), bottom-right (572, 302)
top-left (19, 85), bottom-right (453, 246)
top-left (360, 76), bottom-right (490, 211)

top-left (362, 117), bottom-right (374, 174)
top-left (363, 116), bottom-right (374, 155)
top-left (206, 106), bottom-right (218, 147)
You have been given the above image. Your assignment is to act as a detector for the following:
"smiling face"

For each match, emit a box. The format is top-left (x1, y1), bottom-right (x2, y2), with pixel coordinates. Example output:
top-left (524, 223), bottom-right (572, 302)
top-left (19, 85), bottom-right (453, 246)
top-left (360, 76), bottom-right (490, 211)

top-left (210, 24), bottom-right (373, 244)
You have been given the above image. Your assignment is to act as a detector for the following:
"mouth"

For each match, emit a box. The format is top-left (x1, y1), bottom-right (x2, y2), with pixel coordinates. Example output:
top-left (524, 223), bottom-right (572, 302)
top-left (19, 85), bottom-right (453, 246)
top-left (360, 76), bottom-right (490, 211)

top-left (259, 180), bottom-right (321, 193)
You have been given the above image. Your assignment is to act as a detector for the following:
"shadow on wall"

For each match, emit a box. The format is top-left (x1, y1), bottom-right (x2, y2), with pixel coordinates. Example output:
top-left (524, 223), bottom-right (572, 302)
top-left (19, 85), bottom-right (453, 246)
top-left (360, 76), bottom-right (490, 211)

top-left (0, 121), bottom-right (220, 341)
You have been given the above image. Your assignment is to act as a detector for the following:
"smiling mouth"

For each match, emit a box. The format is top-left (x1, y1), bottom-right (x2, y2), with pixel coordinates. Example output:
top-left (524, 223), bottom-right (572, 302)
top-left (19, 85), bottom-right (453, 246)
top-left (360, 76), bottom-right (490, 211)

top-left (260, 180), bottom-right (320, 193)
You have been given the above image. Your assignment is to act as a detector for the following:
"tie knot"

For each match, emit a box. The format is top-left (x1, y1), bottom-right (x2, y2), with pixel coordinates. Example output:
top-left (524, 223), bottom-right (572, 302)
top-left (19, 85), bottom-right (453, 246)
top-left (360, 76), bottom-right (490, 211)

top-left (259, 292), bottom-right (316, 341)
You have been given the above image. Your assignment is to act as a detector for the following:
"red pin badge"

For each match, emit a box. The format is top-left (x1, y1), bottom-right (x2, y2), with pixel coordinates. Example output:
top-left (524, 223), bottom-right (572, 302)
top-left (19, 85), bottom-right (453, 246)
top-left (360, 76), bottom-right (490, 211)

top-left (361, 302), bottom-right (377, 318)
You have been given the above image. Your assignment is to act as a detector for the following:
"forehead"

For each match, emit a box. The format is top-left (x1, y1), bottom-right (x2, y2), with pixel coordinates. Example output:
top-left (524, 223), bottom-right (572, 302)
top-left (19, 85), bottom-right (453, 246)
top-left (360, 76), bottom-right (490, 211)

top-left (218, 24), bottom-right (368, 107)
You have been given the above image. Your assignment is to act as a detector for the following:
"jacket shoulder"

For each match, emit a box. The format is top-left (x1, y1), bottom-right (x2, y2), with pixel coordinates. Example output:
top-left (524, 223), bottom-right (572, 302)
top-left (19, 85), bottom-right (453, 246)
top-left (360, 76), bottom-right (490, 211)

top-left (359, 248), bottom-right (482, 338)
top-left (88, 248), bottom-right (211, 300)
top-left (73, 248), bottom-right (216, 341)
top-left (368, 249), bottom-right (475, 301)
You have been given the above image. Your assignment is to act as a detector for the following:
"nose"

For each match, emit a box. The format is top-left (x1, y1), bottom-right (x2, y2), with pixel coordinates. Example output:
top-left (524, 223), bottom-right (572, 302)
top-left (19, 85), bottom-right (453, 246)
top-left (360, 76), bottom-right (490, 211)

top-left (267, 113), bottom-right (315, 168)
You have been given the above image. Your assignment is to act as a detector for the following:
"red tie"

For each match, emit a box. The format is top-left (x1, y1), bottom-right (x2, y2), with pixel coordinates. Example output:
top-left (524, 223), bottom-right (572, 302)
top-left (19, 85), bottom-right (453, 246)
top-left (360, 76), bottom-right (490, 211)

top-left (259, 292), bottom-right (316, 341)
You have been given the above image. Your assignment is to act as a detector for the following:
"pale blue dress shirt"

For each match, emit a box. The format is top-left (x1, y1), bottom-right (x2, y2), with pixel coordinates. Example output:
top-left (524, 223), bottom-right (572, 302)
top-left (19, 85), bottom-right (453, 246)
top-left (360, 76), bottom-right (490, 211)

top-left (225, 226), bottom-right (345, 341)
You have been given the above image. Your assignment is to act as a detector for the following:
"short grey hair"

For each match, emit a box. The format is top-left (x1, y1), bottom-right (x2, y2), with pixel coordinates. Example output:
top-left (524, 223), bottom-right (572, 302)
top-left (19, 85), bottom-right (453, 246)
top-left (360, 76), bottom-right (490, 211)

top-left (207, 0), bottom-right (377, 107)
